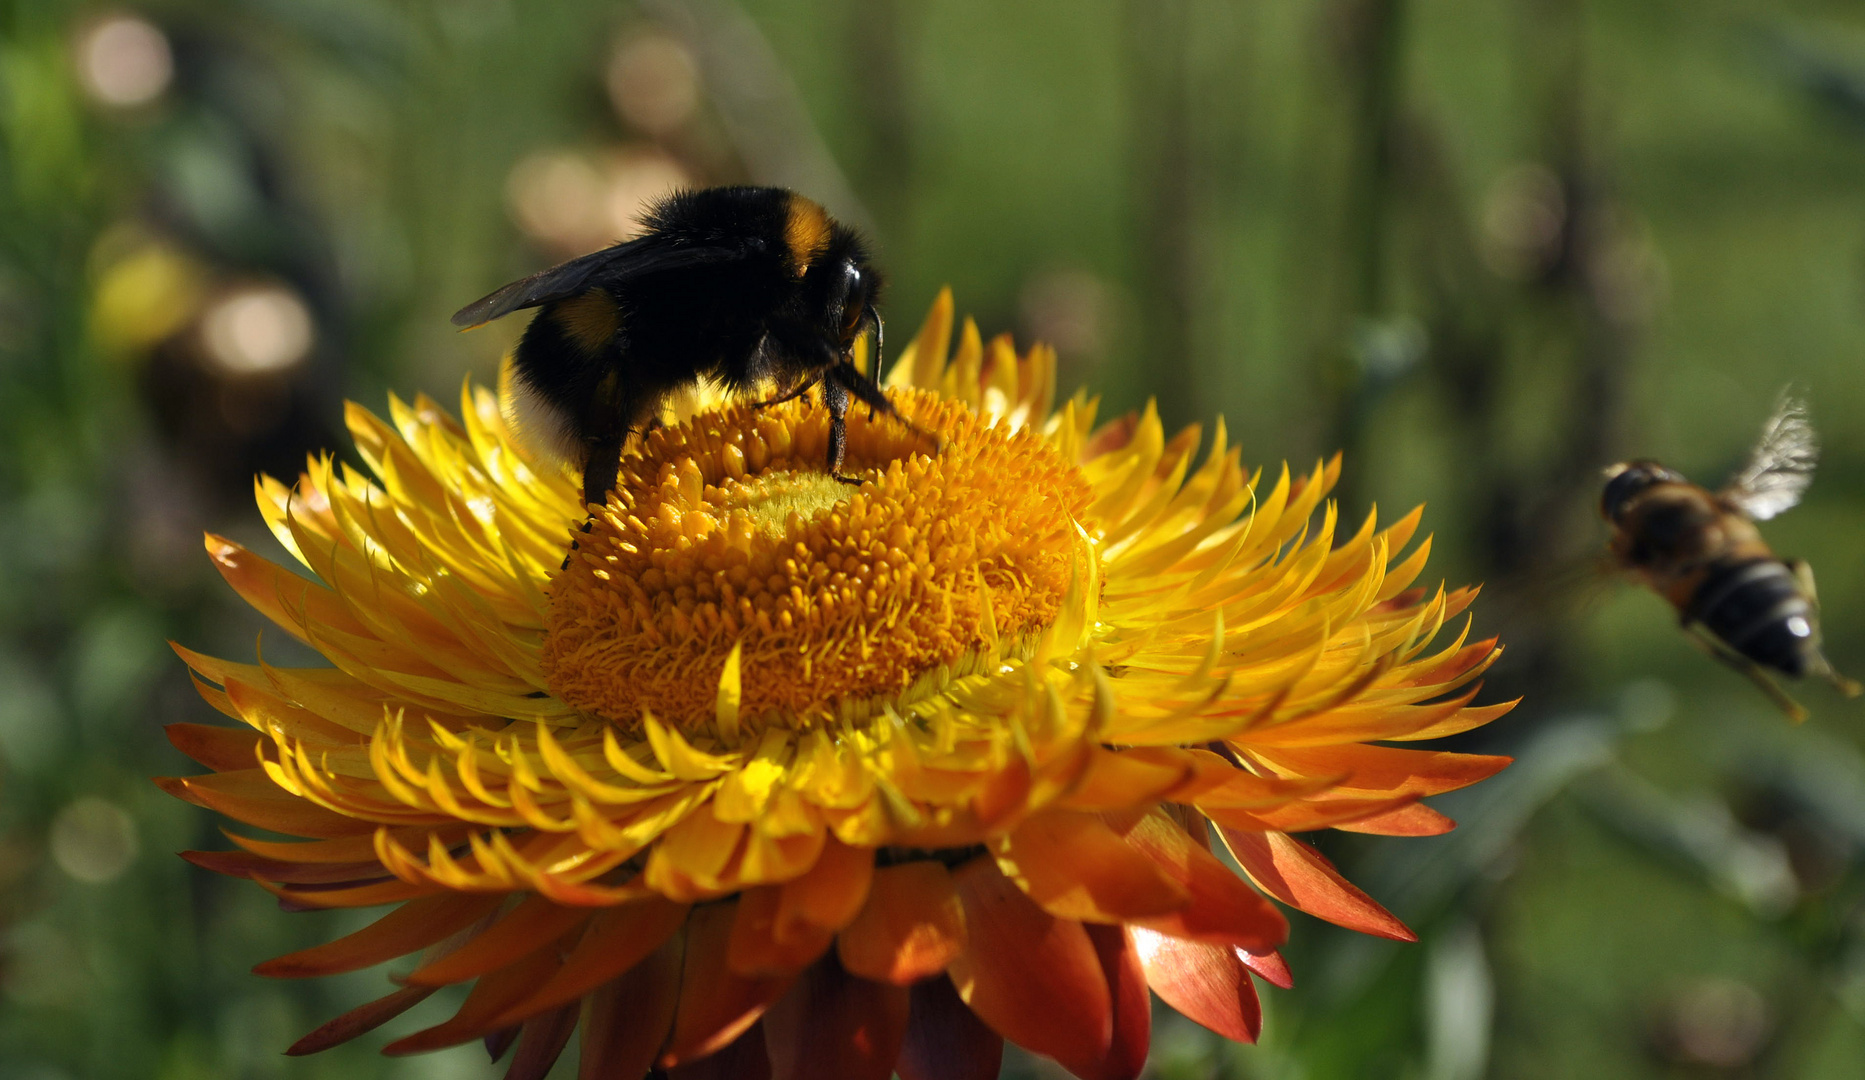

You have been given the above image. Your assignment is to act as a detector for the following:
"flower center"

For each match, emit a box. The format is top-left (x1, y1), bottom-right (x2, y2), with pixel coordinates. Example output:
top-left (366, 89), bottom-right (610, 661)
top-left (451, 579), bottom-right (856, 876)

top-left (543, 391), bottom-right (1093, 734)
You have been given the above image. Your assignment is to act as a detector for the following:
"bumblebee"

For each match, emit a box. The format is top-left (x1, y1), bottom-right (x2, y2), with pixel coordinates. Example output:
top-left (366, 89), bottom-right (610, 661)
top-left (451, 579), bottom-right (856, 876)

top-left (454, 185), bottom-right (908, 510)
top-left (1601, 392), bottom-right (1859, 720)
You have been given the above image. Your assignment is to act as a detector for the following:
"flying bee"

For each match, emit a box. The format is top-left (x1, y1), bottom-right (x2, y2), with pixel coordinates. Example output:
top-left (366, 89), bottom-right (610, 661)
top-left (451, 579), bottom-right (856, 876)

top-left (453, 185), bottom-right (918, 512)
top-left (1601, 391), bottom-right (1860, 721)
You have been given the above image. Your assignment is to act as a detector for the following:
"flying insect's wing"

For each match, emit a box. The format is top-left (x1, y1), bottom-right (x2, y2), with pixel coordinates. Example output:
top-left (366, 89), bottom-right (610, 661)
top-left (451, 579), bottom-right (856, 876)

top-left (1720, 389), bottom-right (1818, 521)
top-left (451, 239), bottom-right (751, 329)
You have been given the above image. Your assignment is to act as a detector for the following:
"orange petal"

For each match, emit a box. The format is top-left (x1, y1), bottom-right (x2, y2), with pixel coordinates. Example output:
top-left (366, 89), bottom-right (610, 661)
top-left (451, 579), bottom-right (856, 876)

top-left (762, 956), bottom-right (911, 1080)
top-left (263, 877), bottom-right (435, 910)
top-left (1071, 924), bottom-right (1151, 1080)
top-left (1131, 927), bottom-right (1261, 1043)
top-left (660, 901), bottom-right (797, 1067)
top-left (405, 896), bottom-right (593, 987)
top-left (384, 941), bottom-right (566, 1054)
top-left (993, 809), bottom-right (1190, 922)
top-left (1241, 948), bottom-right (1293, 990)
top-left (184, 849), bottom-right (385, 886)
top-left (484, 1025), bottom-right (519, 1063)
top-left (1333, 803), bottom-right (1455, 836)
top-left (577, 934), bottom-right (683, 1080)
top-left (1250, 744), bottom-right (1511, 798)
top-left (155, 772), bottom-right (378, 838)
top-left (946, 857), bottom-right (1111, 1066)
top-left (1395, 698), bottom-right (1518, 742)
top-left (1054, 747), bottom-right (1191, 811)
top-left (1118, 811), bottom-right (1287, 952)
top-left (973, 752), bottom-right (1032, 827)
top-left (165, 722), bottom-right (262, 772)
top-left (1218, 826), bottom-right (1414, 941)
top-left (774, 836), bottom-right (873, 939)
top-left (227, 828), bottom-right (452, 864)
top-left (203, 533), bottom-right (370, 642)
top-left (835, 860), bottom-right (968, 986)
top-left (896, 975), bottom-right (1004, 1080)
top-left (256, 892), bottom-right (503, 978)
top-left (1185, 766), bottom-right (1343, 810)
top-left (492, 896), bottom-right (690, 1026)
top-left (286, 984), bottom-right (436, 1055)
top-left (503, 1004), bottom-right (578, 1080)
top-left (1083, 410), bottom-right (1140, 459)
top-left (665, 1021), bottom-right (771, 1080)
top-left (730, 886), bottom-right (835, 977)
top-left (1205, 795), bottom-right (1419, 833)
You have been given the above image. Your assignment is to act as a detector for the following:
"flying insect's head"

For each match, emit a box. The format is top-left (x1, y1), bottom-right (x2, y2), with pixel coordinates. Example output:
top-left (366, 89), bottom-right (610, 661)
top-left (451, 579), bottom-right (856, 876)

top-left (1600, 459), bottom-right (1687, 523)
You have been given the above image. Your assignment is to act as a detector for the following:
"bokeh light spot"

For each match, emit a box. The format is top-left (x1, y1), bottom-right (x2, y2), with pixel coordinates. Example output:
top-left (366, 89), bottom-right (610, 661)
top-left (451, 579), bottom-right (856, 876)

top-left (49, 797), bottom-right (139, 884)
top-left (607, 32), bottom-right (701, 136)
top-left (200, 284), bottom-right (315, 375)
top-left (506, 146), bottom-right (689, 256)
top-left (76, 14), bottom-right (173, 108)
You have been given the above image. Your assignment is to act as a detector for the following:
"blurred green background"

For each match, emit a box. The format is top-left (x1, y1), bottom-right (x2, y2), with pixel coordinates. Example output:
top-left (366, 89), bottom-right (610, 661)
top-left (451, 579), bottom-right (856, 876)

top-left (3, 0), bottom-right (1865, 1077)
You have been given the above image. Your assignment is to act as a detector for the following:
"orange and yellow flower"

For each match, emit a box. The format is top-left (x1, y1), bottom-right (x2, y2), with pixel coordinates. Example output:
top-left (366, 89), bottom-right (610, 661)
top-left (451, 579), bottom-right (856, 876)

top-left (162, 290), bottom-right (1514, 1079)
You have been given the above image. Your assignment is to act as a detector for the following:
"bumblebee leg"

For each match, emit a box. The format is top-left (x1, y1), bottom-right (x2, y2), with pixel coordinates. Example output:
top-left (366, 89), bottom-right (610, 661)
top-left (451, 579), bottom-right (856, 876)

top-left (582, 436), bottom-right (624, 512)
top-left (560, 436), bottom-right (625, 569)
top-left (830, 359), bottom-right (941, 455)
top-left (1785, 562), bottom-right (1861, 697)
top-left (822, 376), bottom-right (855, 482)
top-left (1685, 623), bottom-right (1809, 723)
top-left (753, 377), bottom-right (819, 410)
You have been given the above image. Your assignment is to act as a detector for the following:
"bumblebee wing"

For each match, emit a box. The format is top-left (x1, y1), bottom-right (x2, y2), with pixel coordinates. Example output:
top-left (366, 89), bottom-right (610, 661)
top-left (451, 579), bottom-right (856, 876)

top-left (1719, 388), bottom-right (1818, 521)
top-left (450, 239), bottom-right (749, 329)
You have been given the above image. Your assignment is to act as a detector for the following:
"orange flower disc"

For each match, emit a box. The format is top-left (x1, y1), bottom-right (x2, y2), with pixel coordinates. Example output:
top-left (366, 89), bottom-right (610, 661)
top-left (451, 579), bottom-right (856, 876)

top-left (544, 393), bottom-right (1091, 731)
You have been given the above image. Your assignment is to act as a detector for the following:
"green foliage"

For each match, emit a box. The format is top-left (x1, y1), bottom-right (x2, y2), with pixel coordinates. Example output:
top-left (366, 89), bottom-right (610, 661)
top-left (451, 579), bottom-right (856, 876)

top-left (3, 1), bottom-right (1865, 1077)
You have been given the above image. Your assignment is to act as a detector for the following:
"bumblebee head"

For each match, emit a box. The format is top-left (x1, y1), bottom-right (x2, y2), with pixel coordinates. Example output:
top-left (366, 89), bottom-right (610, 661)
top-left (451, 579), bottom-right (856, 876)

top-left (834, 259), bottom-right (874, 335)
top-left (819, 233), bottom-right (880, 344)
top-left (1600, 459), bottom-right (1686, 523)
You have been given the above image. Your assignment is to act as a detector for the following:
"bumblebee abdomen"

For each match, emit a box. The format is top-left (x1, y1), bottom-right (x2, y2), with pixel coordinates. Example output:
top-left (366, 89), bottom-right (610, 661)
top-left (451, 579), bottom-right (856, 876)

top-left (549, 289), bottom-right (622, 354)
top-left (1689, 559), bottom-right (1816, 677)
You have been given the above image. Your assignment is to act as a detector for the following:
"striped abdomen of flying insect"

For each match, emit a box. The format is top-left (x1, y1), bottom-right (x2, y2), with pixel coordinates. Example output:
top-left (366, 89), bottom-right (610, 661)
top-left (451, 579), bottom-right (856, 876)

top-left (1609, 481), bottom-right (1817, 678)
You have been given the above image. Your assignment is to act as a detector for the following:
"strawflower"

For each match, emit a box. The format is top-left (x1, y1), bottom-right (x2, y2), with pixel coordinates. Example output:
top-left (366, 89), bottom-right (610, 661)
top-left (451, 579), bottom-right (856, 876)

top-left (162, 290), bottom-right (1515, 1079)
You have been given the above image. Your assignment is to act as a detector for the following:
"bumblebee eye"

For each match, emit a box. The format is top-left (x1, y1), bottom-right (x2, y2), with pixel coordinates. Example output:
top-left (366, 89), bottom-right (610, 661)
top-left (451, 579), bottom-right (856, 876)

top-left (840, 263), bottom-right (865, 328)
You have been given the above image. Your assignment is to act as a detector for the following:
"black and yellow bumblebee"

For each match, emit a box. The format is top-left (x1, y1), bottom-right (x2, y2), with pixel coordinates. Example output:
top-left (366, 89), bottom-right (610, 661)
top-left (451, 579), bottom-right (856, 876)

top-left (1601, 391), bottom-right (1860, 720)
top-left (454, 186), bottom-right (906, 510)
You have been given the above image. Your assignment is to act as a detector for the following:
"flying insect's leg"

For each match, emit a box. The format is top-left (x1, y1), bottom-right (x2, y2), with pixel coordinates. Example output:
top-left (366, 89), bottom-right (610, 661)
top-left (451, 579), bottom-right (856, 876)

top-left (1790, 559), bottom-right (1819, 605)
top-left (1788, 561), bottom-right (1863, 697)
top-left (1685, 623), bottom-right (1809, 722)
